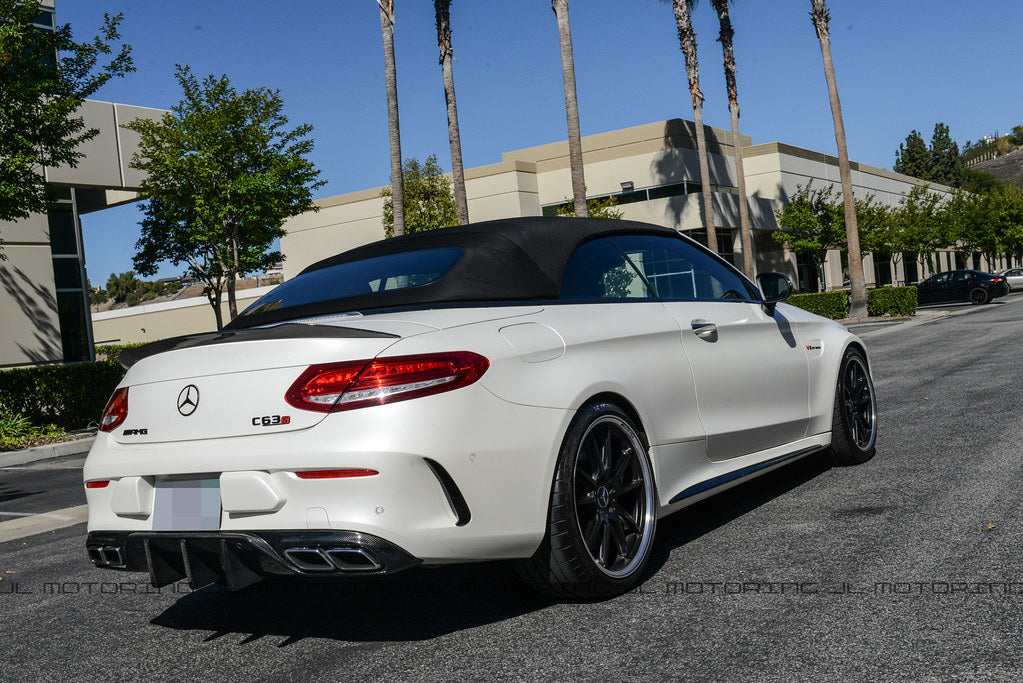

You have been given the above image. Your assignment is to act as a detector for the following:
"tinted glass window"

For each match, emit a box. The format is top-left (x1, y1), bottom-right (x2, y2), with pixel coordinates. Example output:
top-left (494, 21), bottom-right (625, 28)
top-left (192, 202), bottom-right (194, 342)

top-left (927, 273), bottom-right (950, 284)
top-left (559, 238), bottom-right (652, 300)
top-left (609, 234), bottom-right (755, 301)
top-left (953, 271), bottom-right (973, 283)
top-left (239, 248), bottom-right (463, 317)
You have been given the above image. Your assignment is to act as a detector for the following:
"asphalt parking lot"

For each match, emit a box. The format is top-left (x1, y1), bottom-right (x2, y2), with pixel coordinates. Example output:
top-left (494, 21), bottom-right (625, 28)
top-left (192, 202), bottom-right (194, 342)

top-left (3, 295), bottom-right (1023, 681)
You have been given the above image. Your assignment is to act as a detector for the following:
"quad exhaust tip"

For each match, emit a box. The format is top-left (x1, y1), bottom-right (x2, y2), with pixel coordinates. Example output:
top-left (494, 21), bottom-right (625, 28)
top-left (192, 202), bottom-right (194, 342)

top-left (284, 547), bottom-right (383, 573)
top-left (88, 545), bottom-right (126, 568)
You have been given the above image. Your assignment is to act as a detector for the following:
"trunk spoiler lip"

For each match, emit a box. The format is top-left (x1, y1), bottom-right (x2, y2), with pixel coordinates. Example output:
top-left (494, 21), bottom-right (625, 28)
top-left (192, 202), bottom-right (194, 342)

top-left (117, 323), bottom-right (400, 370)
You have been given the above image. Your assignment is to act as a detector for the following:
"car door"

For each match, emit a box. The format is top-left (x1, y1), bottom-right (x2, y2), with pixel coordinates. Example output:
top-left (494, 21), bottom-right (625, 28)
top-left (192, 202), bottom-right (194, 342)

top-left (950, 270), bottom-right (974, 300)
top-left (917, 272), bottom-right (948, 304)
top-left (608, 234), bottom-right (810, 461)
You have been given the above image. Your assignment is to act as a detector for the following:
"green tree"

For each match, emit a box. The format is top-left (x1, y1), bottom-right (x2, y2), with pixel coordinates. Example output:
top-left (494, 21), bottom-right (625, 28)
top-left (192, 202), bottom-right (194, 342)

top-left (773, 182), bottom-right (845, 291)
top-left (124, 66), bottom-right (324, 330)
top-left (381, 155), bottom-right (457, 238)
top-left (810, 0), bottom-right (867, 317)
top-left (0, 0), bottom-right (133, 244)
top-left (893, 130), bottom-right (930, 180)
top-left (928, 123), bottom-right (963, 187)
top-left (555, 195), bottom-right (624, 219)
top-left (991, 182), bottom-right (1023, 262)
top-left (105, 271), bottom-right (139, 303)
top-left (889, 185), bottom-right (945, 273)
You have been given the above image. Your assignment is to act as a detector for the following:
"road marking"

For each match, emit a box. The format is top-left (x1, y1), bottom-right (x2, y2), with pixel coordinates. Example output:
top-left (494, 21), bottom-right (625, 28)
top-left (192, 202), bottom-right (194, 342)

top-left (0, 505), bottom-right (88, 543)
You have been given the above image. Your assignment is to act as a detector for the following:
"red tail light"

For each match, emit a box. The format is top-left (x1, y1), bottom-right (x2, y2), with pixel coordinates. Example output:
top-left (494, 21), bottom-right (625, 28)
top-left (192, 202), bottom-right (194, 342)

top-left (99, 387), bottom-right (129, 432)
top-left (294, 469), bottom-right (379, 479)
top-left (85, 480), bottom-right (110, 489)
top-left (285, 351), bottom-right (489, 413)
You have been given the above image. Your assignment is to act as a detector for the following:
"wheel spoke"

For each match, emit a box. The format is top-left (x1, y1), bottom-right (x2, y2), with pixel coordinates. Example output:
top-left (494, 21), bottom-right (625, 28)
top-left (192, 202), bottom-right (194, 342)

top-left (614, 504), bottom-right (642, 535)
top-left (609, 445), bottom-right (632, 485)
top-left (616, 478), bottom-right (643, 497)
top-left (600, 427), bottom-right (613, 475)
top-left (599, 520), bottom-right (612, 566)
top-left (577, 489), bottom-right (596, 506)
top-left (608, 514), bottom-right (631, 561)
top-left (583, 515), bottom-right (602, 549)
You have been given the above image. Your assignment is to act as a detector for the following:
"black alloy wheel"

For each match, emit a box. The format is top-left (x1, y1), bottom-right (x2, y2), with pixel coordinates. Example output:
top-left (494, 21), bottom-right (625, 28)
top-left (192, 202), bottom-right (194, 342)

top-left (572, 415), bottom-right (653, 577)
top-left (517, 402), bottom-right (656, 598)
top-left (969, 287), bottom-right (990, 305)
top-left (827, 349), bottom-right (877, 465)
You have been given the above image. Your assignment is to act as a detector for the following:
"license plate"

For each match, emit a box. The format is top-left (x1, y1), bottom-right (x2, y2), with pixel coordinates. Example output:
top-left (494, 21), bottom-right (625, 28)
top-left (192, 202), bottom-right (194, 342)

top-left (152, 476), bottom-right (222, 531)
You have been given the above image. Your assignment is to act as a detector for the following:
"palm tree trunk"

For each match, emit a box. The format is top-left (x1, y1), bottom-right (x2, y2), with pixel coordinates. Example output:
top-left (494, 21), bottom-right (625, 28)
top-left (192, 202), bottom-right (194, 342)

top-left (379, 0), bottom-right (405, 236)
top-left (435, 0), bottom-right (468, 225)
top-left (711, 0), bottom-right (754, 278)
top-left (811, 0), bottom-right (866, 317)
top-left (671, 0), bottom-right (719, 254)
top-left (552, 0), bottom-right (587, 217)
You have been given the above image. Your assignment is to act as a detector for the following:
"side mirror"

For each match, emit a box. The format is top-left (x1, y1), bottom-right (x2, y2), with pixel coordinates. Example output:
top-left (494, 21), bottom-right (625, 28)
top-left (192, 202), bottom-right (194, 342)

top-left (757, 272), bottom-right (795, 315)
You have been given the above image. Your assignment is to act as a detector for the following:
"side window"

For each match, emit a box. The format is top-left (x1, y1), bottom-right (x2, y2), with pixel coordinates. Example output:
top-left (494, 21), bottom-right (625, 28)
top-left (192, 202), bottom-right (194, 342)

top-left (953, 271), bottom-right (972, 283)
top-left (609, 234), bottom-right (756, 301)
top-left (559, 238), bottom-right (652, 300)
top-left (930, 273), bottom-right (950, 284)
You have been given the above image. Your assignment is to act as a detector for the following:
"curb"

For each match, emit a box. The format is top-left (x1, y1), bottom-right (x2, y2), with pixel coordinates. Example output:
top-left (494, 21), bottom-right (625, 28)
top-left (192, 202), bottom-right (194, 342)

top-left (0, 436), bottom-right (95, 468)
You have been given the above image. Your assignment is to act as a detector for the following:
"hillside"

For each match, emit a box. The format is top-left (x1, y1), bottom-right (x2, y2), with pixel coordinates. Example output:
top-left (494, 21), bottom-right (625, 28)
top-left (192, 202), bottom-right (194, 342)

top-left (971, 147), bottom-right (1023, 186)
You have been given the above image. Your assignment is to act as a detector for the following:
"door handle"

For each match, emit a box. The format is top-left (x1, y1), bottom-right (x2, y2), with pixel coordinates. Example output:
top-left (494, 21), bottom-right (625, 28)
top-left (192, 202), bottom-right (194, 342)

top-left (691, 319), bottom-right (717, 339)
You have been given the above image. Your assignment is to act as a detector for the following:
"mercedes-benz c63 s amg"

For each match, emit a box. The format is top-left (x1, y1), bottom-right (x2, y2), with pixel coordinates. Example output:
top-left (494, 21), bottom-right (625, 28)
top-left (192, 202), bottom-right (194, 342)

top-left (84, 217), bottom-right (877, 598)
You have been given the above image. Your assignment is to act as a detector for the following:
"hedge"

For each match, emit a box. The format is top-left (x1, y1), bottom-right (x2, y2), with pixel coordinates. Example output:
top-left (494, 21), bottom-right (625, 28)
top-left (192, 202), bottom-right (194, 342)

top-left (787, 285), bottom-right (918, 320)
top-left (95, 343), bottom-right (144, 366)
top-left (867, 286), bottom-right (918, 317)
top-left (0, 361), bottom-right (125, 430)
top-left (788, 291), bottom-right (849, 319)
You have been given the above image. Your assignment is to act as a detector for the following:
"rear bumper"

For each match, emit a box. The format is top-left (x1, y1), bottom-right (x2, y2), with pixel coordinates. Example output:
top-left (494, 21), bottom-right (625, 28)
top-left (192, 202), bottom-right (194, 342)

top-left (86, 529), bottom-right (420, 591)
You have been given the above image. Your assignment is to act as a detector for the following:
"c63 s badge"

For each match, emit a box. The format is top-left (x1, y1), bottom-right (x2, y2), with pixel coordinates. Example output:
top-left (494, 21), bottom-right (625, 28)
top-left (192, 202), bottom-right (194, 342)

top-left (252, 415), bottom-right (291, 426)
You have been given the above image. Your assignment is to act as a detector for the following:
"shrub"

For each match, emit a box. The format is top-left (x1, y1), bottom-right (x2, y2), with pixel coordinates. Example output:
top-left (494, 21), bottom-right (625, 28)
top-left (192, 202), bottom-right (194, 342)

top-left (95, 343), bottom-right (144, 365)
top-left (867, 286), bottom-right (918, 317)
top-left (787, 291), bottom-right (849, 319)
top-left (0, 361), bottom-right (126, 430)
top-left (0, 411), bottom-right (67, 451)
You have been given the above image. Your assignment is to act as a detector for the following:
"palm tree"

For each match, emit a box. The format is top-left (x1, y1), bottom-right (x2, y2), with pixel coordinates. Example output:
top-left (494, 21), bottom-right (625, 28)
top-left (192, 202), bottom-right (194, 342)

top-left (710, 0), bottom-right (754, 278)
top-left (551, 0), bottom-right (587, 217)
top-left (667, 0), bottom-right (719, 253)
top-left (810, 0), bottom-right (866, 317)
top-left (378, 0), bottom-right (405, 236)
top-left (434, 0), bottom-right (469, 225)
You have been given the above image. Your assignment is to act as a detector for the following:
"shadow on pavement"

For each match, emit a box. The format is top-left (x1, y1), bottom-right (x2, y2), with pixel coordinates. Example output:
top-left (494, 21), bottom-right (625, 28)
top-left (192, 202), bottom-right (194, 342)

top-left (149, 456), bottom-right (830, 645)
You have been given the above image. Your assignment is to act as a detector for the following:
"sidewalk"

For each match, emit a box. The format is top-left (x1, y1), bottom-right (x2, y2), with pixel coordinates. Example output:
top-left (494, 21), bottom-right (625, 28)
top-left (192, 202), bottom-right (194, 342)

top-left (844, 293), bottom-right (1020, 337)
top-left (0, 435), bottom-right (95, 468)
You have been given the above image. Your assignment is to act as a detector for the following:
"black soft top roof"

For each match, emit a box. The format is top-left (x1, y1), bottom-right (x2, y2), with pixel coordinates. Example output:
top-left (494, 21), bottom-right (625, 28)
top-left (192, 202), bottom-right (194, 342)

top-left (227, 216), bottom-right (679, 329)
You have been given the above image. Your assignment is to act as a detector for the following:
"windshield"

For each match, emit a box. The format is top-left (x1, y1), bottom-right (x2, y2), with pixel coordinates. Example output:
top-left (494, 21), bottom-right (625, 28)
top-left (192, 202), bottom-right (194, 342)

top-left (238, 247), bottom-right (465, 319)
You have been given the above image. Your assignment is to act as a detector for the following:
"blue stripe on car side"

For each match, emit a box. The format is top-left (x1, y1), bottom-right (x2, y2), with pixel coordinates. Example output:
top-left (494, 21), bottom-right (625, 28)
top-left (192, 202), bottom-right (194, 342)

top-left (668, 448), bottom-right (820, 505)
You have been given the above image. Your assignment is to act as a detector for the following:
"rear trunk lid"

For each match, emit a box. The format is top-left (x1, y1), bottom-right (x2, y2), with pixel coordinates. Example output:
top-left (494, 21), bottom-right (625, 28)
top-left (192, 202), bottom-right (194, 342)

top-left (113, 323), bottom-right (412, 444)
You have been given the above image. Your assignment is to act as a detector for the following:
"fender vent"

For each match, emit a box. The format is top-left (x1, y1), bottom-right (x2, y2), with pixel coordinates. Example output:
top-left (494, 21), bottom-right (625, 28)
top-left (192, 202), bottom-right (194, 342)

top-left (424, 458), bottom-right (471, 527)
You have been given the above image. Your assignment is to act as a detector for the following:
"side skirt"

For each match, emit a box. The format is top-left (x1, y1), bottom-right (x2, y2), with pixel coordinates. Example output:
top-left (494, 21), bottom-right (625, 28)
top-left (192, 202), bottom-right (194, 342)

top-left (668, 445), bottom-right (826, 506)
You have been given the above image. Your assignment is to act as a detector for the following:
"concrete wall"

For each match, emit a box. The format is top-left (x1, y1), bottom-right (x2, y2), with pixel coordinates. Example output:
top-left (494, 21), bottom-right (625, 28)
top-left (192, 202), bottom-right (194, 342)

top-left (0, 100), bottom-right (165, 368)
top-left (92, 287), bottom-right (275, 345)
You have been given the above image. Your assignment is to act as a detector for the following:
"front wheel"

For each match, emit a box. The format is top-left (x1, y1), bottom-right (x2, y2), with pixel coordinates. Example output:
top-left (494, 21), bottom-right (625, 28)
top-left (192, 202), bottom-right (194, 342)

top-left (826, 349), bottom-right (877, 466)
top-left (516, 402), bottom-right (657, 598)
top-left (969, 287), bottom-right (990, 305)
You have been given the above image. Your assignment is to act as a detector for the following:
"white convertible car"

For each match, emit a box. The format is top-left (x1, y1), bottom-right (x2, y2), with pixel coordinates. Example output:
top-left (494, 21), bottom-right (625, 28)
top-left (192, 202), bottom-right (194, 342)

top-left (84, 217), bottom-right (877, 598)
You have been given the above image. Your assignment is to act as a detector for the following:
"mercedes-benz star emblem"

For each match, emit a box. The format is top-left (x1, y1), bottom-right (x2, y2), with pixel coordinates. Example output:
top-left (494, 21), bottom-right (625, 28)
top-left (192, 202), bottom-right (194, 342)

top-left (176, 385), bottom-right (200, 416)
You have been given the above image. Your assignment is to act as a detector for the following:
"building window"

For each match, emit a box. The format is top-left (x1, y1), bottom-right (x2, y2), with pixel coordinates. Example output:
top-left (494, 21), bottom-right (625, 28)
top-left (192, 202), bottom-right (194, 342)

top-left (687, 228), bottom-right (734, 265)
top-left (903, 252), bottom-right (919, 284)
top-left (796, 252), bottom-right (819, 293)
top-left (873, 253), bottom-right (892, 286)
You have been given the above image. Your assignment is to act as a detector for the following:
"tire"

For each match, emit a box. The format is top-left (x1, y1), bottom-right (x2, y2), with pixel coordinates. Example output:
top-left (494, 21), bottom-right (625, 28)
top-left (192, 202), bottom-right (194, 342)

top-left (969, 287), bottom-right (990, 305)
top-left (826, 349), bottom-right (877, 466)
top-left (516, 401), bottom-right (657, 599)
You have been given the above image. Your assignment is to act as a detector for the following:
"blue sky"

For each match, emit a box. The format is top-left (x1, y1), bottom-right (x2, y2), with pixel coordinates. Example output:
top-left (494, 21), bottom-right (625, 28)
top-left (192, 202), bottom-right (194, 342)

top-left (59, 0), bottom-right (1023, 284)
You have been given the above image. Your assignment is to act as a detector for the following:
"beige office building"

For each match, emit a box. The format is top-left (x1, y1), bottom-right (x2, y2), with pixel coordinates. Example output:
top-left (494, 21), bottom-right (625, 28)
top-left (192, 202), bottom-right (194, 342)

top-left (282, 119), bottom-right (956, 296)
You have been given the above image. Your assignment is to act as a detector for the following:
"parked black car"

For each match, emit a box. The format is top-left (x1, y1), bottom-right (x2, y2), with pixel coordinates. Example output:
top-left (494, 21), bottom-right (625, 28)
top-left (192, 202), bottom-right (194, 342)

top-left (916, 269), bottom-right (1009, 305)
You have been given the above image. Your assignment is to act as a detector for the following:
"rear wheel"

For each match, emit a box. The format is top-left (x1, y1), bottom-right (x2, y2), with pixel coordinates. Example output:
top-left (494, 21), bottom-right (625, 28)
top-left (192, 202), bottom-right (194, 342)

top-left (826, 349), bottom-right (877, 466)
top-left (517, 402), bottom-right (656, 598)
top-left (969, 287), bottom-right (990, 305)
